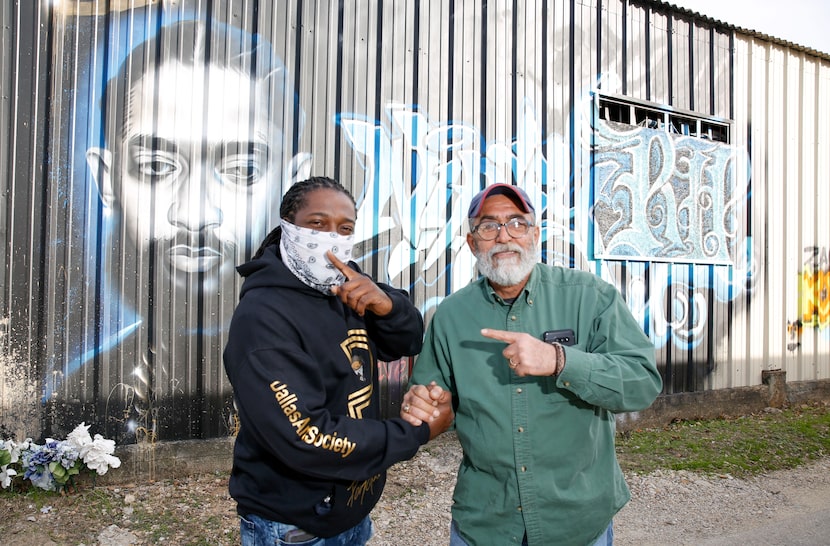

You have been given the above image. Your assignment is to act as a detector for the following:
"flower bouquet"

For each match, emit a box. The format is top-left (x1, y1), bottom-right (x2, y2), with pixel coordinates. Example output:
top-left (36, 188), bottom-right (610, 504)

top-left (0, 423), bottom-right (121, 493)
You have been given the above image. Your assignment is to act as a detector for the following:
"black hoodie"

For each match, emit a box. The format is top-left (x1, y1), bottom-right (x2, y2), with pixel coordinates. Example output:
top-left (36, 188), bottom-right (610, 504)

top-left (223, 244), bottom-right (429, 537)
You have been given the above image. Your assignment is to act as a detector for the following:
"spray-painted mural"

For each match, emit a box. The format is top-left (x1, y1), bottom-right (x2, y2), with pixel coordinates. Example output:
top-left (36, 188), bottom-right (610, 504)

top-left (36, 7), bottom-right (312, 441)
top-left (341, 82), bottom-right (757, 357)
top-left (800, 246), bottom-right (830, 329)
top-left (789, 245), bottom-right (830, 351)
top-left (2, 0), bottom-right (829, 444)
top-left (592, 121), bottom-right (745, 265)
top-left (340, 98), bottom-right (556, 299)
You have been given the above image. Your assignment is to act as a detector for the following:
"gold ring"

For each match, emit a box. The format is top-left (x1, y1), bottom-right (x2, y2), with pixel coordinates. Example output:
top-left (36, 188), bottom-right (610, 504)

top-left (403, 404), bottom-right (411, 412)
top-left (509, 358), bottom-right (518, 369)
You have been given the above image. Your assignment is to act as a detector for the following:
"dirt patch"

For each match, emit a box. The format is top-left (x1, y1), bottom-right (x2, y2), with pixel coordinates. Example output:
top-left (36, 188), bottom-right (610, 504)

top-left (1, 473), bottom-right (239, 545)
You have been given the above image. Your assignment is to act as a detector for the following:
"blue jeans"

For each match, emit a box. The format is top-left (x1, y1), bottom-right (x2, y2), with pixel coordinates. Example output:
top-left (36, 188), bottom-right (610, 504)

top-left (239, 513), bottom-right (373, 546)
top-left (450, 520), bottom-right (614, 546)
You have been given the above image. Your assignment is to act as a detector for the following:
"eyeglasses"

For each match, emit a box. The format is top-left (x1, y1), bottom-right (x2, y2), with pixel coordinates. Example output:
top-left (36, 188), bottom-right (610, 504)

top-left (471, 218), bottom-right (533, 241)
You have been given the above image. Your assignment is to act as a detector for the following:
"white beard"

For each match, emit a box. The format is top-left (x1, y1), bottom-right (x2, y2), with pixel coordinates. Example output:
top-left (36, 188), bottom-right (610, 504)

top-left (473, 237), bottom-right (539, 287)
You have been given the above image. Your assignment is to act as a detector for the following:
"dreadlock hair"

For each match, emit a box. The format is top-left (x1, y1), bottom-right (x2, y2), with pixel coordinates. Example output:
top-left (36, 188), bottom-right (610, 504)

top-left (252, 176), bottom-right (356, 259)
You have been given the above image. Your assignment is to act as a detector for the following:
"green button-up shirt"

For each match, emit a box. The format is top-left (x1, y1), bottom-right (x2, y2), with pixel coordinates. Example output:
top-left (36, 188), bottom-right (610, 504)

top-left (410, 264), bottom-right (662, 546)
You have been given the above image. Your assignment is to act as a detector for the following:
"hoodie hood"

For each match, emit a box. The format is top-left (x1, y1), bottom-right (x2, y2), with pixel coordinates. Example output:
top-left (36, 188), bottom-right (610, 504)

top-left (237, 244), bottom-right (326, 299)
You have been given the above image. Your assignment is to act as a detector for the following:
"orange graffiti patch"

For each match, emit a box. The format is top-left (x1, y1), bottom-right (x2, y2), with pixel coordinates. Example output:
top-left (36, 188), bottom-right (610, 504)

top-left (800, 269), bottom-right (830, 328)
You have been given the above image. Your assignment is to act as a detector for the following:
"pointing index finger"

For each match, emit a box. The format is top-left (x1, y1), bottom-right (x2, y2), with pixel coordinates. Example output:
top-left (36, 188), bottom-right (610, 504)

top-left (325, 250), bottom-right (358, 280)
top-left (480, 328), bottom-right (520, 344)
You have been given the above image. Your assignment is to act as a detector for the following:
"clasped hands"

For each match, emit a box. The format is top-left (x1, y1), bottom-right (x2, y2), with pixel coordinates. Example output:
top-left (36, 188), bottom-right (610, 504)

top-left (400, 382), bottom-right (454, 440)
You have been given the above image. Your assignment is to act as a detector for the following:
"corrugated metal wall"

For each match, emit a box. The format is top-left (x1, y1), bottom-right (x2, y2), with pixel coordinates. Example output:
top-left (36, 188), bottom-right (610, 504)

top-left (1, 0), bottom-right (828, 443)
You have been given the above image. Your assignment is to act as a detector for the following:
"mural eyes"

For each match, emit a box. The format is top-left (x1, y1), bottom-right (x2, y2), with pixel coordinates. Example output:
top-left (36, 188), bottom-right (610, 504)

top-left (220, 156), bottom-right (263, 187)
top-left (134, 150), bottom-right (181, 179)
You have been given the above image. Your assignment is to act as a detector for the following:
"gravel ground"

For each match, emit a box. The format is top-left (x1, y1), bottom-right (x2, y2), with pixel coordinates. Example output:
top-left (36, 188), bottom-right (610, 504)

top-left (3, 430), bottom-right (829, 545)
top-left (370, 431), bottom-right (830, 546)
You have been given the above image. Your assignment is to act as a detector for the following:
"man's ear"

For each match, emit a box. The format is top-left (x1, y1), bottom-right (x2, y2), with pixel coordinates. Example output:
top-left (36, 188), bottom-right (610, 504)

top-left (466, 232), bottom-right (477, 253)
top-left (284, 152), bottom-right (313, 186)
top-left (86, 147), bottom-right (115, 208)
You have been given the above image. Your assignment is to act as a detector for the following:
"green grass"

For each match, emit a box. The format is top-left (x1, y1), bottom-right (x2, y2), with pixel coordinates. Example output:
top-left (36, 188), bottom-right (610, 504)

top-left (616, 403), bottom-right (830, 478)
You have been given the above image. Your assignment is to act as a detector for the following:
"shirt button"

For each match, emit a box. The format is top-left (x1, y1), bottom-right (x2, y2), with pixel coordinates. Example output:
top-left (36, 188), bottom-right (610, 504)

top-left (518, 426), bottom-right (524, 433)
top-left (528, 299), bottom-right (533, 305)
top-left (521, 466), bottom-right (527, 472)
top-left (510, 315), bottom-right (517, 321)
top-left (516, 388), bottom-right (523, 394)
top-left (517, 506), bottom-right (523, 512)
top-left (563, 381), bottom-right (571, 387)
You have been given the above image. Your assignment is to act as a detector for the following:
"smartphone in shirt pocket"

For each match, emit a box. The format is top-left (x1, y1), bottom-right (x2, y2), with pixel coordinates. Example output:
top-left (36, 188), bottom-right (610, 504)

top-left (542, 328), bottom-right (576, 346)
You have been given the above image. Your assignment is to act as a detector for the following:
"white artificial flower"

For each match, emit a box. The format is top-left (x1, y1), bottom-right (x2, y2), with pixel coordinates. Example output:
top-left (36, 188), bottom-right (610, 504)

top-left (66, 422), bottom-right (93, 451)
top-left (80, 434), bottom-right (121, 475)
top-left (0, 466), bottom-right (16, 488)
top-left (9, 439), bottom-right (29, 464)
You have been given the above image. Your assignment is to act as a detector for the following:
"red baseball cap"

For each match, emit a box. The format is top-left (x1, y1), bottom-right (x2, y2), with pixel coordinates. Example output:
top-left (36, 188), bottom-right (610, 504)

top-left (467, 184), bottom-right (536, 218)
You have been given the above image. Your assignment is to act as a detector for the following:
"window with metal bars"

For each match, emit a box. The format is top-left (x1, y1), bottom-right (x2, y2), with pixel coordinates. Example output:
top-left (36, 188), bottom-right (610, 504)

top-left (597, 95), bottom-right (730, 143)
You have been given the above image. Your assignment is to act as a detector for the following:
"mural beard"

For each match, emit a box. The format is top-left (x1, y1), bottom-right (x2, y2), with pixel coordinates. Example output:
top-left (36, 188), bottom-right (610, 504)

top-left (109, 226), bottom-right (243, 335)
top-left (94, 227), bottom-right (241, 441)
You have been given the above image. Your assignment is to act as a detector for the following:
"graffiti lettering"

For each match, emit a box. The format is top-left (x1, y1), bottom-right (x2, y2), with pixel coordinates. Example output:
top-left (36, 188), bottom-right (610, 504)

top-left (592, 120), bottom-right (744, 264)
top-left (803, 245), bottom-right (829, 270)
top-left (340, 81), bottom-right (755, 352)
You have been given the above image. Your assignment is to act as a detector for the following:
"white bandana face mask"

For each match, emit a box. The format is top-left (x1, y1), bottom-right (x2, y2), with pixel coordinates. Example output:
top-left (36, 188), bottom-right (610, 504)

top-left (279, 219), bottom-right (354, 294)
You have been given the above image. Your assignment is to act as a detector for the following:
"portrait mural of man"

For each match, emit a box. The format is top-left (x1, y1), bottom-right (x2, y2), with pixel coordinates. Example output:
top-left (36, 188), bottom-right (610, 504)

top-left (50, 13), bottom-right (310, 441)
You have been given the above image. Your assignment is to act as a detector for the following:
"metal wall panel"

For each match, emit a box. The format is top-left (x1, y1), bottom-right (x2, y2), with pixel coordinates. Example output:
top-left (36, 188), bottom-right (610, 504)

top-left (1, 0), bottom-right (829, 444)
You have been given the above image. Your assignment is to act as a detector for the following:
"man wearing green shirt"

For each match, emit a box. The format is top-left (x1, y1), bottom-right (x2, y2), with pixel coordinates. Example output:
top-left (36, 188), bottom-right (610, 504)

top-left (401, 184), bottom-right (663, 546)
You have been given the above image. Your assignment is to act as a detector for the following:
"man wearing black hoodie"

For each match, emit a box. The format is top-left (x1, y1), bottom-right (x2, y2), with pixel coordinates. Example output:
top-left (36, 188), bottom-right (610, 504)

top-left (223, 177), bottom-right (452, 545)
